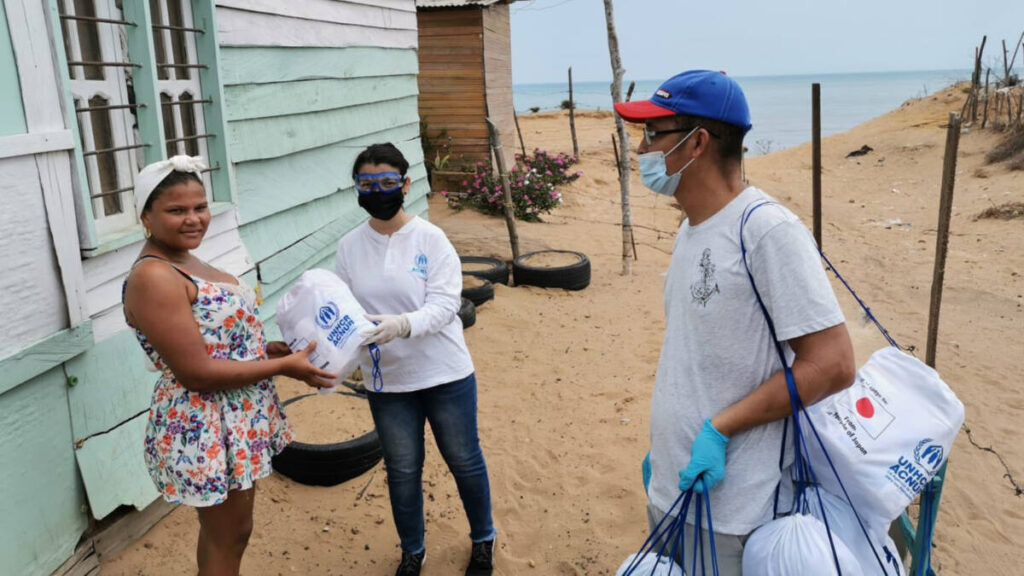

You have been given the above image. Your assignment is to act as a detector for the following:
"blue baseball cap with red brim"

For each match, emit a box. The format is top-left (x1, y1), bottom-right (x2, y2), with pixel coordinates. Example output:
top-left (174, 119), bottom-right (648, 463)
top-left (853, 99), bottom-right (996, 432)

top-left (614, 70), bottom-right (752, 134)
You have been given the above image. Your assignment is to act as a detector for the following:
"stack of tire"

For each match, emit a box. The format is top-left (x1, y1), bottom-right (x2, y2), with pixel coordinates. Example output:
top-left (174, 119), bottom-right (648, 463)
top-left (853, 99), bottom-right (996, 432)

top-left (458, 256), bottom-right (509, 329)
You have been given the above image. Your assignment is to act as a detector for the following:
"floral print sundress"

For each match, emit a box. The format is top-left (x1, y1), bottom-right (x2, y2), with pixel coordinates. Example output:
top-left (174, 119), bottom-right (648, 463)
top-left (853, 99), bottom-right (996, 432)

top-left (125, 256), bottom-right (292, 507)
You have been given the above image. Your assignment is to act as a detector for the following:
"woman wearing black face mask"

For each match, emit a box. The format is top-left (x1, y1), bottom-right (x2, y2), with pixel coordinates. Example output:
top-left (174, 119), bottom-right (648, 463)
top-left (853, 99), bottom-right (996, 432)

top-left (334, 143), bottom-right (497, 576)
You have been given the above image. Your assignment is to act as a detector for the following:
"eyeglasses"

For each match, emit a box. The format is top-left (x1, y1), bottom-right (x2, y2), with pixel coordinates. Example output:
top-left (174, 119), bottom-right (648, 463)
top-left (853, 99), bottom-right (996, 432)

top-left (355, 172), bottom-right (404, 194)
top-left (642, 125), bottom-right (718, 145)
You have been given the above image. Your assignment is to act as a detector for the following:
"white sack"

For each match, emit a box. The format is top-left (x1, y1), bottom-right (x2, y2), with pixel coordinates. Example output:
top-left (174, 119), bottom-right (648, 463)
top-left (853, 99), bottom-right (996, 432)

top-left (275, 269), bottom-right (374, 391)
top-left (616, 552), bottom-right (684, 576)
top-left (742, 514), bottom-right (862, 576)
top-left (807, 487), bottom-right (906, 576)
top-left (805, 346), bottom-right (964, 526)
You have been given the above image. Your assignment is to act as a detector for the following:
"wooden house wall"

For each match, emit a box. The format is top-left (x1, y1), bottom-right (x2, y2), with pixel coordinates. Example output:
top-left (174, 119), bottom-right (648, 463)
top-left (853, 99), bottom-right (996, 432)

top-left (481, 3), bottom-right (515, 167)
top-left (0, 1), bottom-right (427, 574)
top-left (417, 8), bottom-right (490, 166)
top-left (215, 0), bottom-right (428, 332)
top-left (0, 1), bottom-right (91, 574)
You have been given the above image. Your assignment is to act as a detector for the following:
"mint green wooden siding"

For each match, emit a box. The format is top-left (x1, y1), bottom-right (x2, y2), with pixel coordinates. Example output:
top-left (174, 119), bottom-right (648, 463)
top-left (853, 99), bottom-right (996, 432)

top-left (0, 2), bottom-right (26, 136)
top-left (0, 368), bottom-right (88, 576)
top-left (64, 329), bottom-right (156, 440)
top-left (222, 44), bottom-right (427, 325)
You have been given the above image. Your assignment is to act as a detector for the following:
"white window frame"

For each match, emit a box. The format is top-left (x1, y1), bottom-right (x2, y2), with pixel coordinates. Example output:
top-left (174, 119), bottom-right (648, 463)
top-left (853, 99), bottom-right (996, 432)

top-left (59, 0), bottom-right (141, 237)
top-left (152, 0), bottom-right (213, 193)
top-left (53, 0), bottom-right (229, 253)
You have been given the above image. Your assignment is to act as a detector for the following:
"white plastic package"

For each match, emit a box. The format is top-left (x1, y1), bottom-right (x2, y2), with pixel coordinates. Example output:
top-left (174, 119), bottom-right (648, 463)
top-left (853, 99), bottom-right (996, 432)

top-left (804, 346), bottom-right (964, 526)
top-left (275, 269), bottom-right (375, 393)
top-left (807, 487), bottom-right (906, 576)
top-left (742, 514), bottom-right (863, 576)
top-left (615, 552), bottom-right (684, 576)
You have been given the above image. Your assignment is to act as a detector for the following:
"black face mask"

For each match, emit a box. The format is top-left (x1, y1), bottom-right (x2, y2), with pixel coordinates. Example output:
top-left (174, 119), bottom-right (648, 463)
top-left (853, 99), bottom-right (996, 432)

top-left (358, 191), bottom-right (404, 220)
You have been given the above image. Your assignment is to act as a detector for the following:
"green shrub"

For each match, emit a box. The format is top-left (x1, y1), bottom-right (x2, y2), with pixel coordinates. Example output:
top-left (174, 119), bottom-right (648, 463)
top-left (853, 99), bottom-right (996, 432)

top-left (440, 149), bottom-right (581, 222)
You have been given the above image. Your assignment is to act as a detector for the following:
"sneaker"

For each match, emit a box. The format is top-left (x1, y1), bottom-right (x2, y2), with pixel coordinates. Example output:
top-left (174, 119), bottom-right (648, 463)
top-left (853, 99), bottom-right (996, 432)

top-left (465, 538), bottom-right (495, 576)
top-left (395, 550), bottom-right (425, 576)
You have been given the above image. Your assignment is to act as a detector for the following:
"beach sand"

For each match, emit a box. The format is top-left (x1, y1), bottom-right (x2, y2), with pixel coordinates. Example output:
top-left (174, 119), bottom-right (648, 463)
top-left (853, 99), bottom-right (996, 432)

top-left (102, 87), bottom-right (1023, 575)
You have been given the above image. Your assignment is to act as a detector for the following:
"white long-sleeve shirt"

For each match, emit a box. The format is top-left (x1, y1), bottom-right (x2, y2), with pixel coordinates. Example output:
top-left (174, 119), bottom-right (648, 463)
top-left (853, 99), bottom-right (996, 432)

top-left (335, 216), bottom-right (474, 392)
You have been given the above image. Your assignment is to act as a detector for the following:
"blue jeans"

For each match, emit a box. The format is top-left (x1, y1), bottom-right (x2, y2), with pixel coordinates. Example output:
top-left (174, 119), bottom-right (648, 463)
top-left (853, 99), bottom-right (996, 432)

top-left (367, 373), bottom-right (496, 554)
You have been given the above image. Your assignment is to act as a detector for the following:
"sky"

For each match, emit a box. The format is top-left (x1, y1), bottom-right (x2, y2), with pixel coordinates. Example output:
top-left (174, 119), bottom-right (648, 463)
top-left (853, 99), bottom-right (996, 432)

top-left (509, 0), bottom-right (1024, 84)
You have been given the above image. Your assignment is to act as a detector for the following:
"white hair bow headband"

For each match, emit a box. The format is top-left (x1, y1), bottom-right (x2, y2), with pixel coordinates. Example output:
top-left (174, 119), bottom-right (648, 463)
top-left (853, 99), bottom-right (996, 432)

top-left (134, 155), bottom-right (208, 219)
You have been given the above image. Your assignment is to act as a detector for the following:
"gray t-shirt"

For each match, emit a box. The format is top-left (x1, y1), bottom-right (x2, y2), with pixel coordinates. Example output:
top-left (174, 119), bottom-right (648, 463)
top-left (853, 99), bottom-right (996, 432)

top-left (648, 186), bottom-right (845, 535)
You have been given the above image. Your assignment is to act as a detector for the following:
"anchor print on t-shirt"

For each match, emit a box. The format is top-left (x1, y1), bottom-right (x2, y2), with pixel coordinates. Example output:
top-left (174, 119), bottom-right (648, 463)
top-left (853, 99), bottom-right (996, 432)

top-left (690, 248), bottom-right (720, 307)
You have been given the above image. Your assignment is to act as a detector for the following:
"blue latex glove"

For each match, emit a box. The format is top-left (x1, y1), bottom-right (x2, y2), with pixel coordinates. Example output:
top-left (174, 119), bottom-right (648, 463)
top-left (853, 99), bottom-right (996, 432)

top-left (642, 450), bottom-right (652, 494)
top-left (678, 419), bottom-right (730, 493)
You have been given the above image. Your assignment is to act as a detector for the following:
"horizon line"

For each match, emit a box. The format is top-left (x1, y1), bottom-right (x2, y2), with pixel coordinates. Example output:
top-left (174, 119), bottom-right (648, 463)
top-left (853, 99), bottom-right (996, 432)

top-left (513, 67), bottom-right (971, 86)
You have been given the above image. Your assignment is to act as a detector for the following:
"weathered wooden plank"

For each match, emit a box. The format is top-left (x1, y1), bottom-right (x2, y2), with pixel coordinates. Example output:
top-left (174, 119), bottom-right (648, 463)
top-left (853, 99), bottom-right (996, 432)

top-left (50, 540), bottom-right (98, 576)
top-left (418, 77), bottom-right (484, 87)
top-left (417, 37), bottom-right (483, 49)
top-left (418, 66), bottom-right (485, 76)
top-left (0, 321), bottom-right (93, 397)
top-left (241, 177), bottom-right (429, 265)
top-left (90, 305), bottom-right (128, 344)
top-left (0, 129), bottom-right (73, 158)
top-left (418, 10), bottom-right (482, 27)
top-left (92, 497), bottom-right (175, 562)
top-left (44, 0), bottom-right (97, 252)
top-left (5, 0), bottom-right (64, 131)
top-left (224, 75), bottom-right (419, 121)
top-left (0, 367), bottom-right (88, 576)
top-left (216, 0), bottom-right (417, 30)
top-left (0, 0), bottom-right (26, 136)
top-left (228, 95), bottom-right (420, 162)
top-left (235, 123), bottom-right (423, 224)
top-left (0, 155), bottom-right (69, 358)
top-left (219, 46), bottom-right (418, 85)
top-left (75, 411), bottom-right (160, 519)
top-left (216, 7), bottom-right (417, 49)
top-left (35, 152), bottom-right (89, 326)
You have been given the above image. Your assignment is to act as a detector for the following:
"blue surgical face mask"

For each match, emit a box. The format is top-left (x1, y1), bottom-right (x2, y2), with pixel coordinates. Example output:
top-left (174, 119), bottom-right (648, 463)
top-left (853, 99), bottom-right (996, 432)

top-left (638, 126), bottom-right (699, 196)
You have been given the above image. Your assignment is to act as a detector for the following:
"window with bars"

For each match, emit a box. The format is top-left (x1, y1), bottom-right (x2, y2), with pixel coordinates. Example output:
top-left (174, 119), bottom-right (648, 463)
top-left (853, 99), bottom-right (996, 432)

top-left (57, 0), bottom-right (217, 238)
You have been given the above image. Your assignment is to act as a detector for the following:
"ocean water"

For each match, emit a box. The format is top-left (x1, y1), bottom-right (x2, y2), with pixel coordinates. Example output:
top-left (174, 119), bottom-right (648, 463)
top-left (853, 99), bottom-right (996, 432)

top-left (514, 70), bottom-right (970, 156)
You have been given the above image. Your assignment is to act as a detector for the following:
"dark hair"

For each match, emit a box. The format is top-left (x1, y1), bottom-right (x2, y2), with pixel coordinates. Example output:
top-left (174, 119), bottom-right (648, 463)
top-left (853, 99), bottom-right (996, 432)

top-left (673, 115), bottom-right (745, 170)
top-left (142, 170), bottom-right (203, 213)
top-left (352, 143), bottom-right (409, 179)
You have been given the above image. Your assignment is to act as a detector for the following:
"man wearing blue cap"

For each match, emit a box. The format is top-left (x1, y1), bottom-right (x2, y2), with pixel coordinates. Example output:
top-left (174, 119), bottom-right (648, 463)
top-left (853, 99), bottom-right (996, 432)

top-left (614, 70), bottom-right (855, 573)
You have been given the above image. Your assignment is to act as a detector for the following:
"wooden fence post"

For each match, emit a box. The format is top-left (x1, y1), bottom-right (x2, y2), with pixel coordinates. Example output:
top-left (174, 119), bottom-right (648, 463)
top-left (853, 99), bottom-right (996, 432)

top-left (568, 66), bottom-right (579, 157)
top-left (513, 109), bottom-right (527, 158)
top-left (812, 83), bottom-right (822, 248)
top-left (926, 113), bottom-right (962, 369)
top-left (982, 69), bottom-right (991, 128)
top-left (485, 118), bottom-right (520, 260)
top-left (603, 0), bottom-right (634, 273)
top-left (611, 133), bottom-right (621, 178)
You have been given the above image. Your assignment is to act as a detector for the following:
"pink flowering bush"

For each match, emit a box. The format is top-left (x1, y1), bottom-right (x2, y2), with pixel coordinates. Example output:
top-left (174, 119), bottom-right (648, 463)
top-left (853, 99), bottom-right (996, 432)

top-left (440, 149), bottom-right (581, 222)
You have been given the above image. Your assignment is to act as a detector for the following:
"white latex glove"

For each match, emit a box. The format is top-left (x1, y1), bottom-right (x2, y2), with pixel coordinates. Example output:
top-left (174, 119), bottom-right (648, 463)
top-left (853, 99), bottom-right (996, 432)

top-left (360, 314), bottom-right (411, 346)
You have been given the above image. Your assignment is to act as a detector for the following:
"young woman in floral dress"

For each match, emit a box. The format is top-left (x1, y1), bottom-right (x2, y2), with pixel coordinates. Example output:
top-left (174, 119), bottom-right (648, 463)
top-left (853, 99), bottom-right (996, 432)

top-left (122, 156), bottom-right (336, 576)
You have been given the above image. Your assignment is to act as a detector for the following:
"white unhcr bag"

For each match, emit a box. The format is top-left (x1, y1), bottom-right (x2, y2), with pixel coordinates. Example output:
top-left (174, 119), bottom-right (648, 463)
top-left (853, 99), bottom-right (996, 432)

top-left (742, 514), bottom-right (863, 576)
top-left (805, 346), bottom-right (964, 526)
top-left (808, 488), bottom-right (906, 576)
top-left (615, 553), bottom-right (684, 576)
top-left (275, 269), bottom-right (375, 391)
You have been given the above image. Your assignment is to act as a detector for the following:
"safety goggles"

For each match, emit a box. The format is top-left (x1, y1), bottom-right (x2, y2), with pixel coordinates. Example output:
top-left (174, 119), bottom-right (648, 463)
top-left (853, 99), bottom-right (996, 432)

top-left (355, 172), bottom-right (404, 194)
top-left (642, 124), bottom-right (717, 146)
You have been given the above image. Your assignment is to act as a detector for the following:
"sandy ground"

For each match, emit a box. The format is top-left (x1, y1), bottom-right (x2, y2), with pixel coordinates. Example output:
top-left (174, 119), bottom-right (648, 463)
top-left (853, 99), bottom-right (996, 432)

top-left (103, 88), bottom-right (1022, 575)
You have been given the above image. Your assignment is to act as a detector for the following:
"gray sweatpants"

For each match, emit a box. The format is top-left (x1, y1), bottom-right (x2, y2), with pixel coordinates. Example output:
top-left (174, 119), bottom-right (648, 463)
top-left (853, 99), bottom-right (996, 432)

top-left (646, 502), bottom-right (749, 576)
